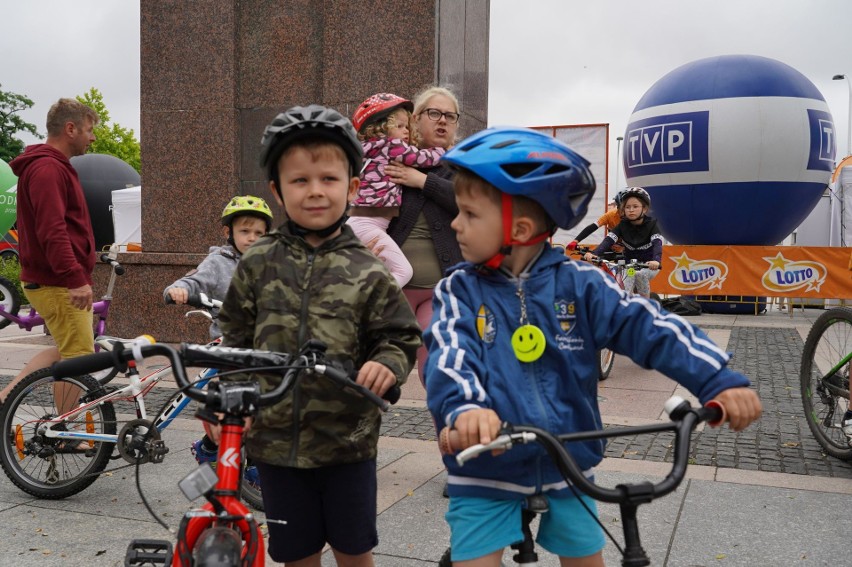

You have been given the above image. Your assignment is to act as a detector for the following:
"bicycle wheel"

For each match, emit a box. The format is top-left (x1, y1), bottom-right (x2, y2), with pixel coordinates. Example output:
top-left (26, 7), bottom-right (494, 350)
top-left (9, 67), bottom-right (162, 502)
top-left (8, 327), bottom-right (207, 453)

top-left (241, 457), bottom-right (264, 511)
top-left (0, 274), bottom-right (21, 329)
top-left (599, 349), bottom-right (615, 381)
top-left (0, 367), bottom-right (117, 497)
top-left (800, 307), bottom-right (852, 460)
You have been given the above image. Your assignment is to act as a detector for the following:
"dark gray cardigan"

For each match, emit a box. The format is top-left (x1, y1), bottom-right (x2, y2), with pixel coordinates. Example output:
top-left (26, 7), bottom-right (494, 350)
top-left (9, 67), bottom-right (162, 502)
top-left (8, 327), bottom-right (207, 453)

top-left (387, 164), bottom-right (462, 277)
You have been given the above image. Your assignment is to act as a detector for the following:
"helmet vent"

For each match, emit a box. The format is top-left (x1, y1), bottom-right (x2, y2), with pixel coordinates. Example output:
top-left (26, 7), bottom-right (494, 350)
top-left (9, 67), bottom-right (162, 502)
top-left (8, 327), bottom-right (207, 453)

top-left (459, 140), bottom-right (485, 152)
top-left (544, 164), bottom-right (570, 175)
top-left (490, 139), bottom-right (519, 149)
top-left (501, 163), bottom-right (540, 178)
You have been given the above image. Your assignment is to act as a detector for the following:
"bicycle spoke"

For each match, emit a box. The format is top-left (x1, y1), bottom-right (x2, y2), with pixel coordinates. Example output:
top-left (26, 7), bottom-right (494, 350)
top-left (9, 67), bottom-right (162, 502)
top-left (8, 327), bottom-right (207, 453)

top-left (0, 369), bottom-right (117, 498)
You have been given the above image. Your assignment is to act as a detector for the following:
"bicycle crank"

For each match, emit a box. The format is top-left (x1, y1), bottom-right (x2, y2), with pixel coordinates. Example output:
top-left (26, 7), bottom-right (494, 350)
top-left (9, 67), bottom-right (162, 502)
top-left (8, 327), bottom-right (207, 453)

top-left (117, 419), bottom-right (169, 464)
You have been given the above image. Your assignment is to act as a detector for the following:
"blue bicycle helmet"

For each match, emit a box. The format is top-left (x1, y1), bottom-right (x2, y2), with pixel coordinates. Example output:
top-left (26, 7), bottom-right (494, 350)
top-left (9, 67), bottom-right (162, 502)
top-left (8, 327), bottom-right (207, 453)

top-left (442, 127), bottom-right (596, 230)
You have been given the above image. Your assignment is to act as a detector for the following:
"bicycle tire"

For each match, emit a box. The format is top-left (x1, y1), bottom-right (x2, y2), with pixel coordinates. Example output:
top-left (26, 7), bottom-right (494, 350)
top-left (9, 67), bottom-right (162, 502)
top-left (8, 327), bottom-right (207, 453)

top-left (800, 307), bottom-right (852, 460)
top-left (599, 349), bottom-right (615, 381)
top-left (0, 274), bottom-right (21, 329)
top-left (0, 367), bottom-right (117, 497)
top-left (240, 458), bottom-right (264, 511)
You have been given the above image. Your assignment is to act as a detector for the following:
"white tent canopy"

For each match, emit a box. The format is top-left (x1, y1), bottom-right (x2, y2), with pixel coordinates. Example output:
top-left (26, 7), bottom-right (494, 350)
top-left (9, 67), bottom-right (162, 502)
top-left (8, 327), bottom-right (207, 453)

top-left (111, 186), bottom-right (141, 245)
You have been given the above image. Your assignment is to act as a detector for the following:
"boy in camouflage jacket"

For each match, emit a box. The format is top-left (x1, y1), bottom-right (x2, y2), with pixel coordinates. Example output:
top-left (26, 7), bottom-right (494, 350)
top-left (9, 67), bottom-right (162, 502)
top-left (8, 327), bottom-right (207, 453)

top-left (218, 104), bottom-right (420, 566)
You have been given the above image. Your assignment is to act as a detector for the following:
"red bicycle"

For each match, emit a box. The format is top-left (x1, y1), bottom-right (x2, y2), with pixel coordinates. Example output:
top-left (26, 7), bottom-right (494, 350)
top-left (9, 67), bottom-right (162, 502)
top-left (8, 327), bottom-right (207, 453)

top-left (53, 339), bottom-right (399, 566)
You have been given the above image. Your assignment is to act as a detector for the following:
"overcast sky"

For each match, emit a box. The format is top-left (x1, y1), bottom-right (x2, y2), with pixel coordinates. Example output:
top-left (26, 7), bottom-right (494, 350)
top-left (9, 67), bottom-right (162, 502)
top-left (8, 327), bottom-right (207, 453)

top-left (3, 0), bottom-right (851, 190)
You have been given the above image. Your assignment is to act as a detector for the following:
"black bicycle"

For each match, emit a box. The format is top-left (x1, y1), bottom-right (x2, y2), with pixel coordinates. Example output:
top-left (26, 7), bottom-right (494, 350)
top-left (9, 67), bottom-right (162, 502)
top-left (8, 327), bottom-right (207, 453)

top-left (800, 306), bottom-right (852, 460)
top-left (437, 397), bottom-right (724, 567)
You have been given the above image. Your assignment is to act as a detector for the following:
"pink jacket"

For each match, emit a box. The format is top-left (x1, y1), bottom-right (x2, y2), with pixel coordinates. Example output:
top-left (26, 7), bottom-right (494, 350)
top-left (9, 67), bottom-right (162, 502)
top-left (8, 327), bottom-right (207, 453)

top-left (353, 138), bottom-right (445, 208)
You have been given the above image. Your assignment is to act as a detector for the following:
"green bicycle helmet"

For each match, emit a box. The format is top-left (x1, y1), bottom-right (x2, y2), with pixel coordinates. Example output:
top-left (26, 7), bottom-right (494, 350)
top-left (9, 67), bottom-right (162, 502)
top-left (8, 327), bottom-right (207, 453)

top-left (221, 195), bottom-right (274, 231)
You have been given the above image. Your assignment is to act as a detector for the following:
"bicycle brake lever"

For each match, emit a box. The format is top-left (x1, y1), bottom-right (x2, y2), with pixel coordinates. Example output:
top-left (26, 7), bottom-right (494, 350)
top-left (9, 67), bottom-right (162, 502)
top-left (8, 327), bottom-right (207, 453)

top-left (455, 432), bottom-right (536, 465)
top-left (185, 309), bottom-right (213, 321)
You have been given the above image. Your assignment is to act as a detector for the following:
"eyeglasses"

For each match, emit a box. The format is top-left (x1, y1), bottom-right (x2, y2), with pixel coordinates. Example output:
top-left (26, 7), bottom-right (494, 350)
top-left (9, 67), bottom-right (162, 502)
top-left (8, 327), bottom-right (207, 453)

top-left (422, 108), bottom-right (460, 124)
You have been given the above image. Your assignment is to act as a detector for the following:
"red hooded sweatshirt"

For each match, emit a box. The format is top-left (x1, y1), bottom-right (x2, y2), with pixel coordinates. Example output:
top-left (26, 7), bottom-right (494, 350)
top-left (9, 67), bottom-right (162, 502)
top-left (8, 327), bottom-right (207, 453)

top-left (10, 144), bottom-right (95, 288)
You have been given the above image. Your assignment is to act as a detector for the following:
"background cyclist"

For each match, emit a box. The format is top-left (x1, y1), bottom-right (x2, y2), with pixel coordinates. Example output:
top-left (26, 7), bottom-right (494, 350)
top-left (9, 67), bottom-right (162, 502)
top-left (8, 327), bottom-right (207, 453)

top-left (584, 186), bottom-right (661, 298)
top-left (568, 189), bottom-right (625, 253)
top-left (426, 127), bottom-right (762, 567)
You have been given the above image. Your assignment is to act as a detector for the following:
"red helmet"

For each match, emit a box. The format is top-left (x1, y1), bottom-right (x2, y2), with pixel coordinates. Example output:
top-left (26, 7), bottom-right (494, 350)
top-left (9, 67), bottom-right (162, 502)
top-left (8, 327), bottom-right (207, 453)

top-left (351, 93), bottom-right (413, 133)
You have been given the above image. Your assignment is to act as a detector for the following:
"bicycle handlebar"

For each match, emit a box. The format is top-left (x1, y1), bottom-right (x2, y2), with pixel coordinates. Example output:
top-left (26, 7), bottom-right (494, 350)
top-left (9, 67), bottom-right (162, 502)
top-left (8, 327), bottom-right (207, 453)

top-left (164, 292), bottom-right (223, 310)
top-left (99, 253), bottom-right (125, 276)
top-left (52, 339), bottom-right (400, 412)
top-left (569, 246), bottom-right (655, 272)
top-left (444, 397), bottom-right (723, 504)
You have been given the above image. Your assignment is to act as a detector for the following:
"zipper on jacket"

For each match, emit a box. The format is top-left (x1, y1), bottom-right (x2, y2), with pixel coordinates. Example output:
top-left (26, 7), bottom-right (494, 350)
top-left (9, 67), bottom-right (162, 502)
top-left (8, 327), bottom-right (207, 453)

top-left (288, 249), bottom-right (316, 466)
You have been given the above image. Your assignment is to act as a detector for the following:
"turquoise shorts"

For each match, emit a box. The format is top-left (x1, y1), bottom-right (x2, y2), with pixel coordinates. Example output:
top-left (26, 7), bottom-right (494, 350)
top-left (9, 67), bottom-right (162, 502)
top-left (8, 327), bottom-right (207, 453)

top-left (446, 493), bottom-right (606, 562)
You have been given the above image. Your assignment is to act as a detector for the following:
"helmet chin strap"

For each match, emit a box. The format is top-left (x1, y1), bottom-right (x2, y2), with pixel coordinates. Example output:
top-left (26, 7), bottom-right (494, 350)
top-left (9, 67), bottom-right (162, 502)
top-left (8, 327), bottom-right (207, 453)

top-left (287, 212), bottom-right (349, 240)
top-left (482, 193), bottom-right (550, 270)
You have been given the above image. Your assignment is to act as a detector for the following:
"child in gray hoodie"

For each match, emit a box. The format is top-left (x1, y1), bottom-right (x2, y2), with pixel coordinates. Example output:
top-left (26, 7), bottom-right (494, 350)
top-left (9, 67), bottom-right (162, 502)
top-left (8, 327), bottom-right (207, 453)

top-left (163, 195), bottom-right (273, 485)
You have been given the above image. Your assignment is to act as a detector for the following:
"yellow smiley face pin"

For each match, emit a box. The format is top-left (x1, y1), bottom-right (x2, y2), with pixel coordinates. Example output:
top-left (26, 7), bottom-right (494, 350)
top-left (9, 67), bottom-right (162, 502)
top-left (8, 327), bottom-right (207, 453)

top-left (511, 324), bottom-right (546, 362)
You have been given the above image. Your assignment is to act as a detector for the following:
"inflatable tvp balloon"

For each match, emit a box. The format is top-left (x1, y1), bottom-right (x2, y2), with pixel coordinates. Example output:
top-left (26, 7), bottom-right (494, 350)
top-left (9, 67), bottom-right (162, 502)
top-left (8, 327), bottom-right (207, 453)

top-left (0, 159), bottom-right (18, 237)
top-left (623, 54), bottom-right (836, 245)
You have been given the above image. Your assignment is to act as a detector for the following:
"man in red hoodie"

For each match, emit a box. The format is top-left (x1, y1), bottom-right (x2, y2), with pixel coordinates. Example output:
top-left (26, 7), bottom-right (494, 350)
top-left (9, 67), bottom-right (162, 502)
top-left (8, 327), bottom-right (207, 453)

top-left (0, 98), bottom-right (98, 403)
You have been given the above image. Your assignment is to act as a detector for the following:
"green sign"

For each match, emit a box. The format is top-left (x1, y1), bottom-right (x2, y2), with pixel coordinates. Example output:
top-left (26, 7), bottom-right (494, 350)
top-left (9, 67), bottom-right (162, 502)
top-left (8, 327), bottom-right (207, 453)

top-left (0, 159), bottom-right (17, 237)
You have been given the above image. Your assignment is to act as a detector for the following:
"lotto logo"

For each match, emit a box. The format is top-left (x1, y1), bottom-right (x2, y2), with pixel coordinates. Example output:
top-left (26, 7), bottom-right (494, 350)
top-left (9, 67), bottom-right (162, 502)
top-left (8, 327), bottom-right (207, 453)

top-left (667, 252), bottom-right (727, 291)
top-left (761, 253), bottom-right (826, 293)
top-left (806, 109), bottom-right (836, 172)
top-left (625, 111), bottom-right (709, 176)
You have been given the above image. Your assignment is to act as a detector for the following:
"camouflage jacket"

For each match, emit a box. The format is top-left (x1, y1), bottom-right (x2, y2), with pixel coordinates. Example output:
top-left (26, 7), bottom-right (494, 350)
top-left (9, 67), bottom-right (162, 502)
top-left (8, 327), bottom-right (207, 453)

top-left (218, 223), bottom-right (421, 468)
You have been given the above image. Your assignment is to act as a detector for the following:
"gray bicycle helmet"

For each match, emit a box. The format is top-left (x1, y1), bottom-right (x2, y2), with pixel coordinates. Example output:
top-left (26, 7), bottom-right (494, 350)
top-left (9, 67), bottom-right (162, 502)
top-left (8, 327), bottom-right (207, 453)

top-left (259, 104), bottom-right (364, 189)
top-left (619, 186), bottom-right (651, 208)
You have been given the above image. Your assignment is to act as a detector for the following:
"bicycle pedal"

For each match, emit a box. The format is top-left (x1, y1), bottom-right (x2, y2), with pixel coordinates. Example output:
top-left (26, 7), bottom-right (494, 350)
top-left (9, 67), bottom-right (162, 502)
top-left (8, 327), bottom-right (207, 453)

top-left (125, 539), bottom-right (173, 566)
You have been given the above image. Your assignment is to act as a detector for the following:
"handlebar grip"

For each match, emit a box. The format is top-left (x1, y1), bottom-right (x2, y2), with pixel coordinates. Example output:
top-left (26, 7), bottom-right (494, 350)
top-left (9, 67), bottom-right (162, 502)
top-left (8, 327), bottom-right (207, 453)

top-left (99, 253), bottom-right (125, 275)
top-left (383, 384), bottom-right (401, 404)
top-left (164, 295), bottom-right (176, 305)
top-left (703, 400), bottom-right (726, 427)
top-left (53, 351), bottom-right (121, 378)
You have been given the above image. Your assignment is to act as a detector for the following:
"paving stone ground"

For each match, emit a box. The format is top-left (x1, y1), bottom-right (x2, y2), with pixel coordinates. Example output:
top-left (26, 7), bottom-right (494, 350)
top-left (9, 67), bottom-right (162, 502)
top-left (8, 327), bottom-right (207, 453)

top-left (1, 319), bottom-right (849, 481)
top-left (378, 324), bottom-right (852, 479)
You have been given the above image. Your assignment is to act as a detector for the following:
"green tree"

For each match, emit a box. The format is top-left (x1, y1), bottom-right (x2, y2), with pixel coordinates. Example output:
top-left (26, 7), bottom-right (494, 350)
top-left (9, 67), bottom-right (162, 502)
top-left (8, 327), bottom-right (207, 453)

top-left (0, 85), bottom-right (41, 163)
top-left (76, 87), bottom-right (141, 173)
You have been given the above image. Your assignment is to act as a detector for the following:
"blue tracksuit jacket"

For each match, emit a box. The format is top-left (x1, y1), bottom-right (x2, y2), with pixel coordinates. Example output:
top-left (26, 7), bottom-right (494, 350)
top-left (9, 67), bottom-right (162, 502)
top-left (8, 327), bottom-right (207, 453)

top-left (424, 244), bottom-right (750, 501)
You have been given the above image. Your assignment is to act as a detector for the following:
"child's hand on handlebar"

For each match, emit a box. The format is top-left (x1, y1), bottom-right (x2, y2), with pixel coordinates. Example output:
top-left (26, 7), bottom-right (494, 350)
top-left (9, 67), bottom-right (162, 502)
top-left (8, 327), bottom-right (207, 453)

top-left (583, 252), bottom-right (596, 262)
top-left (710, 387), bottom-right (762, 431)
top-left (167, 287), bottom-right (189, 304)
top-left (647, 260), bottom-right (660, 270)
top-left (452, 408), bottom-right (502, 454)
top-left (355, 361), bottom-right (397, 398)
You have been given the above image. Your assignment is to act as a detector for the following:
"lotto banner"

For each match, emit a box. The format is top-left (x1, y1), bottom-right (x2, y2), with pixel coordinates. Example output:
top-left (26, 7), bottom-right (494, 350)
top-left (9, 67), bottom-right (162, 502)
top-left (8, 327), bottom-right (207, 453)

top-left (651, 245), bottom-right (852, 299)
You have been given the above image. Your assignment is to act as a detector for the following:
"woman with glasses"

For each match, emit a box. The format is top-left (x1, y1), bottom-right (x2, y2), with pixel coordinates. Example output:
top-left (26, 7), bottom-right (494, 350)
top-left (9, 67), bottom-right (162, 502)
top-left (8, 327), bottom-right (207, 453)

top-left (385, 86), bottom-right (463, 384)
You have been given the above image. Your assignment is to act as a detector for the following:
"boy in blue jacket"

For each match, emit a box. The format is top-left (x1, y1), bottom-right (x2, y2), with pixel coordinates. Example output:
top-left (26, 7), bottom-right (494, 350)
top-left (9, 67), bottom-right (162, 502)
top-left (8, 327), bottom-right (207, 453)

top-left (425, 127), bottom-right (762, 567)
